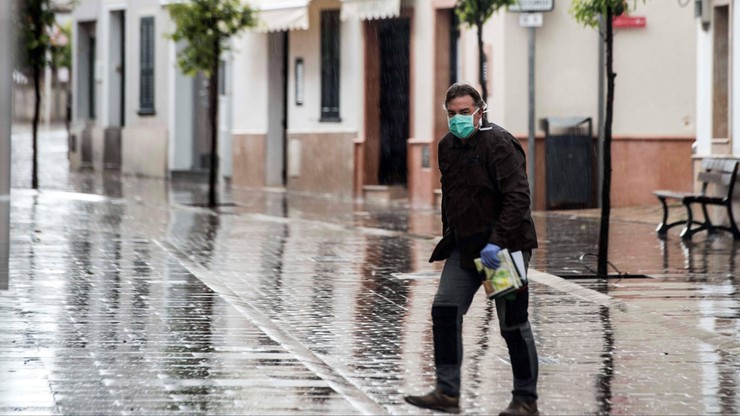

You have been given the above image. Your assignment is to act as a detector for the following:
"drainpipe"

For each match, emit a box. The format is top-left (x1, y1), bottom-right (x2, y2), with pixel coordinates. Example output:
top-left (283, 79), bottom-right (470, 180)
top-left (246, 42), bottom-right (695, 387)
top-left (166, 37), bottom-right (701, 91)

top-left (0, 0), bottom-right (13, 290)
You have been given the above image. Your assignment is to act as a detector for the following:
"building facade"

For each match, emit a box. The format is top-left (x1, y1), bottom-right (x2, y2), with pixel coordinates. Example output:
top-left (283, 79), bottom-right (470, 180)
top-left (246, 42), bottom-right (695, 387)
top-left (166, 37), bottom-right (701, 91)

top-left (69, 0), bottom-right (698, 209)
top-left (232, 0), bottom-right (697, 209)
top-left (696, 0), bottom-right (740, 158)
top-left (695, 0), bottom-right (740, 226)
top-left (69, 0), bottom-right (233, 181)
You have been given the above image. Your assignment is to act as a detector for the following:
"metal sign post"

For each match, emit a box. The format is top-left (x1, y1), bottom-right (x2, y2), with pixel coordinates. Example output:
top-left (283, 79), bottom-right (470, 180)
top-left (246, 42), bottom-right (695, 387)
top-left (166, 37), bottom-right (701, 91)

top-left (527, 23), bottom-right (536, 208)
top-left (0, 0), bottom-right (13, 290)
top-left (510, 0), bottom-right (553, 209)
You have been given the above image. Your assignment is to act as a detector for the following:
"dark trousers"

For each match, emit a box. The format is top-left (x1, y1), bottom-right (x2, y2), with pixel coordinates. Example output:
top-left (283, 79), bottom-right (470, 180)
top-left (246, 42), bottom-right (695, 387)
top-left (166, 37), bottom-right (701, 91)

top-left (432, 249), bottom-right (538, 400)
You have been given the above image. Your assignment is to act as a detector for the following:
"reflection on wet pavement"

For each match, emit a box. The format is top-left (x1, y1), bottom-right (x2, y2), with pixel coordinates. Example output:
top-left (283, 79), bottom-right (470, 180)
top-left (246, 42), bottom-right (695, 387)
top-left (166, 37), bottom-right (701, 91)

top-left (2, 128), bottom-right (739, 414)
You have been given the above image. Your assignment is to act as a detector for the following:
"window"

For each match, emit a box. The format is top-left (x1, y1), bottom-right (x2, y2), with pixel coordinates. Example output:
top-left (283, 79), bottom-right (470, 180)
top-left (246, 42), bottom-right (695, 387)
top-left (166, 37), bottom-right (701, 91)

top-left (219, 59), bottom-right (226, 95)
top-left (295, 58), bottom-right (304, 106)
top-left (449, 9), bottom-right (459, 86)
top-left (320, 10), bottom-right (340, 121)
top-left (139, 16), bottom-right (155, 115)
top-left (89, 37), bottom-right (96, 119)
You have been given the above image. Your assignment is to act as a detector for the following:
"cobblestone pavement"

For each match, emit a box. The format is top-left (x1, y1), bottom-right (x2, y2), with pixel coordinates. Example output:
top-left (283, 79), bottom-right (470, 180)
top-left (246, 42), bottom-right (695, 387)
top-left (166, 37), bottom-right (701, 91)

top-left (2, 128), bottom-right (739, 415)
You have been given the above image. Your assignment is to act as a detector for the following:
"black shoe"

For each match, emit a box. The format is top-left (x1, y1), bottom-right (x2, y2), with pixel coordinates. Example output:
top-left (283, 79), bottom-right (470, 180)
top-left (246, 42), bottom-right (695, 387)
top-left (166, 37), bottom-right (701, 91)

top-left (404, 389), bottom-right (460, 414)
top-left (499, 398), bottom-right (539, 416)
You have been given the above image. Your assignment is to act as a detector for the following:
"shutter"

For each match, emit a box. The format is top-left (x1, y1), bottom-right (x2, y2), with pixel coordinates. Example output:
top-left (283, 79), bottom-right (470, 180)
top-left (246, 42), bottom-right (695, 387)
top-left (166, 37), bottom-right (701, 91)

top-left (320, 10), bottom-right (340, 120)
top-left (139, 16), bottom-right (155, 114)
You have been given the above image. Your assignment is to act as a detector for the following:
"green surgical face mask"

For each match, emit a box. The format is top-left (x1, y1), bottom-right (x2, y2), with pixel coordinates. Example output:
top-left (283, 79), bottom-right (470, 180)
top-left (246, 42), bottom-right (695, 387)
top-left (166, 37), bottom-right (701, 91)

top-left (448, 108), bottom-right (480, 139)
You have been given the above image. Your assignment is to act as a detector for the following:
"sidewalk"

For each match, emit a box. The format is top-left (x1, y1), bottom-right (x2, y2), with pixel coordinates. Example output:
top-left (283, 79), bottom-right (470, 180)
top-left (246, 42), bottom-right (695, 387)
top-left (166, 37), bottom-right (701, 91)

top-left (2, 128), bottom-right (739, 415)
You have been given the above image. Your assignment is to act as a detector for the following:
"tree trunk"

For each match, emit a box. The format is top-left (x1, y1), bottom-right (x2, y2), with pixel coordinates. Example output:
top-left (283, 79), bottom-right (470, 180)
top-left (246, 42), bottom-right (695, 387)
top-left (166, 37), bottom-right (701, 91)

top-left (476, 17), bottom-right (487, 104)
top-left (207, 43), bottom-right (220, 208)
top-left (32, 63), bottom-right (41, 190)
top-left (598, 8), bottom-right (615, 279)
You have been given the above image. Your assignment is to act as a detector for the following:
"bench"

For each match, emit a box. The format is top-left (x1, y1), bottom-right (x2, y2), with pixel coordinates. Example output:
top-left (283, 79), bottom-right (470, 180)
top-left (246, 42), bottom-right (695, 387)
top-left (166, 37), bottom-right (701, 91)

top-left (654, 158), bottom-right (740, 240)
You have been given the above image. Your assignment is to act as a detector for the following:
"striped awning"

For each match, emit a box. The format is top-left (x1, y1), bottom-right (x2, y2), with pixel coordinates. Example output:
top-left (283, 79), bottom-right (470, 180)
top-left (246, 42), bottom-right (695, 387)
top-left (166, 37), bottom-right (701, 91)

top-left (340, 0), bottom-right (401, 21)
top-left (249, 0), bottom-right (311, 32)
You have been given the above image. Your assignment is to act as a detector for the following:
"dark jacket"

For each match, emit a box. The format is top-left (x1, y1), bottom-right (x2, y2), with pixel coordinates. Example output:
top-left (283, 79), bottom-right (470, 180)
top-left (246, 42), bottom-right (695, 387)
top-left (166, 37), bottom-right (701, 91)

top-left (429, 122), bottom-right (538, 270)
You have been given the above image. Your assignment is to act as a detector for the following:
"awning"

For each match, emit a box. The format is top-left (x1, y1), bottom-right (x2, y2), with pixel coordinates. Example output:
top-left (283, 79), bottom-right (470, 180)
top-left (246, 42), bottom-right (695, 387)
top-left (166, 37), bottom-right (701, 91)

top-left (340, 0), bottom-right (401, 21)
top-left (249, 0), bottom-right (311, 32)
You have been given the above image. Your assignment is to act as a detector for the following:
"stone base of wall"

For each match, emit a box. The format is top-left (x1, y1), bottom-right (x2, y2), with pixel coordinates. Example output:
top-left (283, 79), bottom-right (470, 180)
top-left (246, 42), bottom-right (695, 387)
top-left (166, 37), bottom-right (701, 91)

top-left (287, 131), bottom-right (355, 199)
top-left (232, 133), bottom-right (266, 188)
top-left (611, 136), bottom-right (694, 207)
top-left (68, 122), bottom-right (96, 171)
top-left (121, 125), bottom-right (168, 179)
top-left (518, 135), bottom-right (694, 209)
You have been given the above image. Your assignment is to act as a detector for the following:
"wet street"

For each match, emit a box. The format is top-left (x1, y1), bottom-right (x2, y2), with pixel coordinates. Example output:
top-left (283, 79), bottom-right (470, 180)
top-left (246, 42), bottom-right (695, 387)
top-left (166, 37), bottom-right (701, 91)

top-left (2, 127), bottom-right (739, 415)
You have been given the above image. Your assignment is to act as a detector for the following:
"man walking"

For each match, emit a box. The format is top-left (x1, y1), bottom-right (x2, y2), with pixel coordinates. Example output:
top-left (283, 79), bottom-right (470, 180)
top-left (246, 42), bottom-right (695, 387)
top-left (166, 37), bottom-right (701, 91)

top-left (404, 83), bottom-right (539, 415)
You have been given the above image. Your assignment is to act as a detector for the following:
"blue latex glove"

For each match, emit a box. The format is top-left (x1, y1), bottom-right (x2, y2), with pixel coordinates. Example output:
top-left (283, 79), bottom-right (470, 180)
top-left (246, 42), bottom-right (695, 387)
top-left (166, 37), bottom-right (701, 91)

top-left (480, 244), bottom-right (502, 269)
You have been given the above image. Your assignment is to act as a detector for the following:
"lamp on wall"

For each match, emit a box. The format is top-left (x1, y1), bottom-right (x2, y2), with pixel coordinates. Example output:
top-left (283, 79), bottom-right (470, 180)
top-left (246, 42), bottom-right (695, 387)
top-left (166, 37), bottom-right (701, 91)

top-left (695, 0), bottom-right (711, 30)
top-left (295, 58), bottom-right (304, 106)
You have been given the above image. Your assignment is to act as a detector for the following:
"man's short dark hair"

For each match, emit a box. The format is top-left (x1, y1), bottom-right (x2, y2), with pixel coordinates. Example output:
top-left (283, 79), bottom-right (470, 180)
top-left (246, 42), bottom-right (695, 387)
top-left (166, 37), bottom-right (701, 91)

top-left (444, 83), bottom-right (485, 110)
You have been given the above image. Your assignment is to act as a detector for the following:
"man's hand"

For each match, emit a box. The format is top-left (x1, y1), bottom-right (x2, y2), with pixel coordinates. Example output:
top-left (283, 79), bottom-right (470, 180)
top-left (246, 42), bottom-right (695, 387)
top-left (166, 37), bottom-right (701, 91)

top-left (480, 244), bottom-right (501, 269)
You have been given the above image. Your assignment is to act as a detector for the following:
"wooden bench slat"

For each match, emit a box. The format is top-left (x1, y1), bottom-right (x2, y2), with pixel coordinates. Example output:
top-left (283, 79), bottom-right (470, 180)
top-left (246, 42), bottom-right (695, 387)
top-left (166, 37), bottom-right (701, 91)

top-left (697, 171), bottom-right (734, 186)
top-left (653, 190), bottom-right (697, 200)
top-left (701, 158), bottom-right (738, 173)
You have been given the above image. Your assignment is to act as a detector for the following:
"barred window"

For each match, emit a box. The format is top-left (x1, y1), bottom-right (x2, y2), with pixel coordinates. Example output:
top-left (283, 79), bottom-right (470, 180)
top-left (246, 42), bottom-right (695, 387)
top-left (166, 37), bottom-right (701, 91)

top-left (139, 16), bottom-right (155, 115)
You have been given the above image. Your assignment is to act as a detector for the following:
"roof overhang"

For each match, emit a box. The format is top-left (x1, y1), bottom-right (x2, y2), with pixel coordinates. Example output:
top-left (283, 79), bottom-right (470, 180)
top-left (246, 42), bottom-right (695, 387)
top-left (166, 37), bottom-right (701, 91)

top-left (340, 0), bottom-right (401, 21)
top-left (249, 0), bottom-right (310, 32)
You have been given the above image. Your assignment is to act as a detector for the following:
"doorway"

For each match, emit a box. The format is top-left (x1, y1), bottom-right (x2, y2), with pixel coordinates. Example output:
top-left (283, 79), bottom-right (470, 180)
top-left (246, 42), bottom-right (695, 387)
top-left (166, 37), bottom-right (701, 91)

top-left (266, 31), bottom-right (288, 187)
top-left (377, 18), bottom-right (410, 186)
top-left (105, 10), bottom-right (125, 169)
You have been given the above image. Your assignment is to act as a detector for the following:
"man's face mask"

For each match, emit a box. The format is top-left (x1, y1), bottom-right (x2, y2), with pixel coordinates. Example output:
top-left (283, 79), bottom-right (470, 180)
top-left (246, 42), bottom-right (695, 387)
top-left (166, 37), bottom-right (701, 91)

top-left (448, 108), bottom-right (480, 139)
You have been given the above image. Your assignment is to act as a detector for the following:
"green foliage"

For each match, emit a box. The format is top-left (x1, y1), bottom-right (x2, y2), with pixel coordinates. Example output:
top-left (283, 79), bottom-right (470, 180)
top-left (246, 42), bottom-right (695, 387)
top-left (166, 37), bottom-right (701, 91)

top-left (21, 0), bottom-right (56, 71)
top-left (166, 0), bottom-right (256, 77)
top-left (455, 0), bottom-right (516, 27)
top-left (570, 0), bottom-right (638, 28)
top-left (51, 23), bottom-right (72, 70)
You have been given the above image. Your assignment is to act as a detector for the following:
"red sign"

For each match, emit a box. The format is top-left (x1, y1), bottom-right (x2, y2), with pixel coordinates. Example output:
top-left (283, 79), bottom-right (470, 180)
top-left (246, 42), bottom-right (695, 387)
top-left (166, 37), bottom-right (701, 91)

top-left (613, 15), bottom-right (646, 28)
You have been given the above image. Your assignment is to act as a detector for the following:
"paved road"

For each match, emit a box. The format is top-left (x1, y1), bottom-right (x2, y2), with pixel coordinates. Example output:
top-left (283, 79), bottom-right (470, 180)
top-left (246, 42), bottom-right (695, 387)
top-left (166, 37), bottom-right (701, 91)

top-left (2, 128), bottom-right (739, 415)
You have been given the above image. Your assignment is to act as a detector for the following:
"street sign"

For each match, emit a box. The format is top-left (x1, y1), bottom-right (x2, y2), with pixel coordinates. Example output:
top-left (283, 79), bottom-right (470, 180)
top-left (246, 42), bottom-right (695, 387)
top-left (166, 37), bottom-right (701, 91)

top-left (508, 0), bottom-right (554, 13)
top-left (613, 15), bottom-right (646, 28)
top-left (519, 13), bottom-right (543, 27)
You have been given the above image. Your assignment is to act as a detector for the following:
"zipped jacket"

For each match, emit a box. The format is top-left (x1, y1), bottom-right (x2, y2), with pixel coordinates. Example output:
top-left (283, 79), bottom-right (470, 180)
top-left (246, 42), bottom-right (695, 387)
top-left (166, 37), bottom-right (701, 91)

top-left (429, 122), bottom-right (538, 270)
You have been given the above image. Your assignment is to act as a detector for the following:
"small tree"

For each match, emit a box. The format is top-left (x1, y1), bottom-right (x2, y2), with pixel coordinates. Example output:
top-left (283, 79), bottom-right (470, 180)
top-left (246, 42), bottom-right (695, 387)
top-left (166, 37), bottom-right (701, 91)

top-left (166, 0), bottom-right (256, 208)
top-left (571, 0), bottom-right (641, 279)
top-left (455, 0), bottom-right (515, 104)
top-left (20, 0), bottom-right (55, 190)
top-left (50, 22), bottom-right (72, 134)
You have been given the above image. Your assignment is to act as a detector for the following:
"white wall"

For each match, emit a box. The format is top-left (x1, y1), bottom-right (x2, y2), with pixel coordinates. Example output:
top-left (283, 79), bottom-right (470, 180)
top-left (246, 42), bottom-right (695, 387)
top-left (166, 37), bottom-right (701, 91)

top-left (219, 52), bottom-right (234, 178)
top-left (287, 0), bottom-right (361, 135)
top-left (412, 3), bottom-right (434, 139)
top-left (611, 0), bottom-right (695, 137)
top-left (533, 5), bottom-right (599, 134)
top-left (483, 2), bottom-right (695, 138)
top-left (170, 40), bottom-right (194, 171)
top-left (232, 31), bottom-right (269, 134)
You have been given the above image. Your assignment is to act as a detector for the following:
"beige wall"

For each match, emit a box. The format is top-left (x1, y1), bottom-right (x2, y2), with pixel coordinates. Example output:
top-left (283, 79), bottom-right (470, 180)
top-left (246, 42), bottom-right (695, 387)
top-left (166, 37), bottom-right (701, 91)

top-left (232, 133), bottom-right (266, 188)
top-left (122, 124), bottom-right (168, 178)
top-left (287, 132), bottom-right (355, 198)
